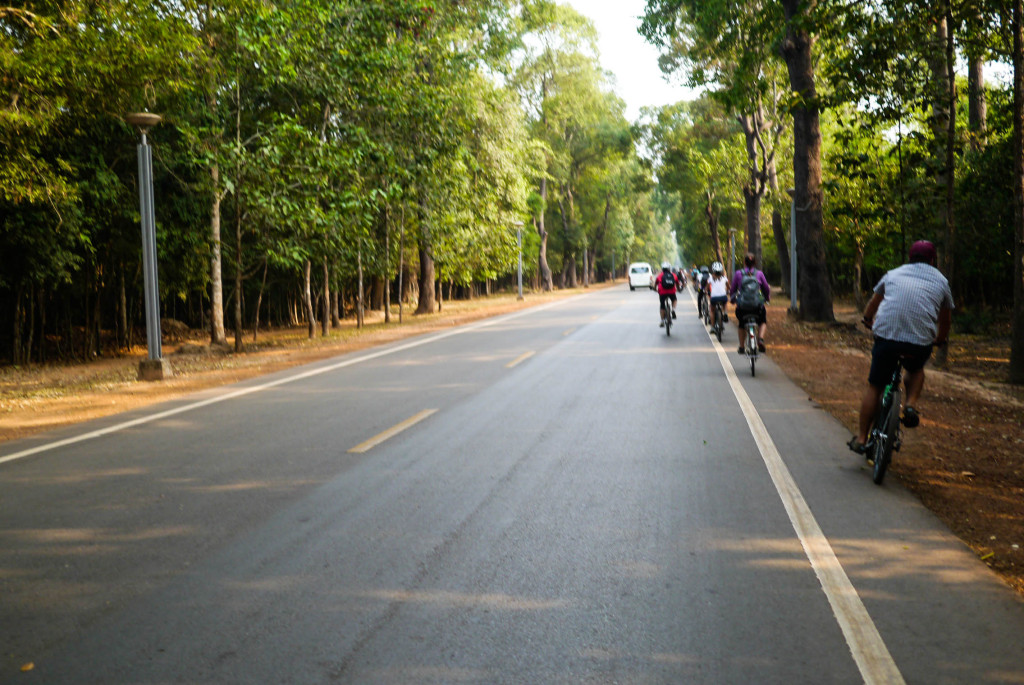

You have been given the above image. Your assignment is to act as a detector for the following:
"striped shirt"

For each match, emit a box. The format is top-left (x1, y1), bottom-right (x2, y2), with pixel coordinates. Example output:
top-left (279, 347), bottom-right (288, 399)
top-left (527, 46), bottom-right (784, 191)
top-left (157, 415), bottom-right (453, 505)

top-left (872, 263), bottom-right (953, 346)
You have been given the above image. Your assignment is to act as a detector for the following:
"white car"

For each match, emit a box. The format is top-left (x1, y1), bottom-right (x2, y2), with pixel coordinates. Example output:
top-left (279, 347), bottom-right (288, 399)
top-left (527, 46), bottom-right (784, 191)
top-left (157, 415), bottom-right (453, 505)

top-left (628, 262), bottom-right (654, 291)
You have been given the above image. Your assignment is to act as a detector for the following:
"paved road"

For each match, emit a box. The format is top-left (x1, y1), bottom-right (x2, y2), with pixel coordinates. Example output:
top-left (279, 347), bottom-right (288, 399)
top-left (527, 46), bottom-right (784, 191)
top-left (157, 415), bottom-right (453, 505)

top-left (2, 286), bottom-right (1023, 683)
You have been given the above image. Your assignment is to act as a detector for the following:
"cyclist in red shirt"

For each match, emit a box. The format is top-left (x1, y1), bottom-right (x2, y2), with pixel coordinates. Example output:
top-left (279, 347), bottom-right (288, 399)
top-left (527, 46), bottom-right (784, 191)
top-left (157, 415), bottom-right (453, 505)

top-left (655, 262), bottom-right (679, 327)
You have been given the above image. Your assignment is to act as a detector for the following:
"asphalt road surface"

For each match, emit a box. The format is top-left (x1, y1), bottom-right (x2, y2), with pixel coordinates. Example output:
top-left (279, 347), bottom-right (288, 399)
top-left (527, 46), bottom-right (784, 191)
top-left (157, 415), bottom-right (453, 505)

top-left (2, 286), bottom-right (1023, 684)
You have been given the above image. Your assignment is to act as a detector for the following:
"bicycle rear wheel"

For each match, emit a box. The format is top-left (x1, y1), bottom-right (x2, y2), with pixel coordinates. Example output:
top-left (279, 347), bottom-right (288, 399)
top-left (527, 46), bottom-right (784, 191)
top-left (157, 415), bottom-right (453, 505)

top-left (746, 323), bottom-right (757, 376)
top-left (872, 389), bottom-right (901, 484)
top-left (664, 303), bottom-right (672, 336)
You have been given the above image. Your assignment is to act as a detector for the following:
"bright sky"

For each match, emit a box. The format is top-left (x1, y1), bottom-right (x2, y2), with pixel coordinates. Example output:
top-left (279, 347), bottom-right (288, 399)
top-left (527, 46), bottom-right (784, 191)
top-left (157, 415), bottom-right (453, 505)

top-left (564, 0), bottom-right (700, 121)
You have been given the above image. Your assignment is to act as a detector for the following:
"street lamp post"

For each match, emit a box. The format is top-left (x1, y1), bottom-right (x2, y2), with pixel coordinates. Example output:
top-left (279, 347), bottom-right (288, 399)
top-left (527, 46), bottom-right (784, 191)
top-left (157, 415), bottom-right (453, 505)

top-left (126, 112), bottom-right (172, 381)
top-left (514, 221), bottom-right (525, 300)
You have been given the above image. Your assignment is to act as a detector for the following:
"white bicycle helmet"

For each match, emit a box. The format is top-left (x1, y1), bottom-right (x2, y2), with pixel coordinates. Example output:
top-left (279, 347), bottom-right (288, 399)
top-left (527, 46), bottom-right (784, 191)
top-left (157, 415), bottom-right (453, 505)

top-left (711, 261), bottom-right (724, 274)
top-left (661, 261), bottom-right (671, 271)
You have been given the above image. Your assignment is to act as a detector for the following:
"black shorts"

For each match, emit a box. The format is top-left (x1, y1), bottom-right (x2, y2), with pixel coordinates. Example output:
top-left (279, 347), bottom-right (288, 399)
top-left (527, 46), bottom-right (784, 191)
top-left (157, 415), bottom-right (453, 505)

top-left (659, 292), bottom-right (677, 307)
top-left (734, 303), bottom-right (766, 326)
top-left (709, 295), bottom-right (728, 308)
top-left (868, 337), bottom-right (933, 387)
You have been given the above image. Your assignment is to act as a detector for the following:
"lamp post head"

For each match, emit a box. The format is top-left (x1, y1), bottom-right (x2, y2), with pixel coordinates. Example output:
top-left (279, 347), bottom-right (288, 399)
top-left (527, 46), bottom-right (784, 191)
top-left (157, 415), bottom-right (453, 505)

top-left (125, 112), bottom-right (162, 135)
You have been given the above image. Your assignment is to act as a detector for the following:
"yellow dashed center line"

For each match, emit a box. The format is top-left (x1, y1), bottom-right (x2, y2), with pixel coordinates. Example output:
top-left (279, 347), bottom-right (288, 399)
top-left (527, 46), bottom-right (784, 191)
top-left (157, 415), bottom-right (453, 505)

top-left (506, 351), bottom-right (535, 368)
top-left (348, 409), bottom-right (438, 454)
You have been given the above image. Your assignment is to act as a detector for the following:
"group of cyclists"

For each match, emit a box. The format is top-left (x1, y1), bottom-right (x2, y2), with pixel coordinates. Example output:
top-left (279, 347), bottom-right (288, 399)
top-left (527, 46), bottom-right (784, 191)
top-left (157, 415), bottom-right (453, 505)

top-left (647, 239), bottom-right (954, 468)
top-left (654, 254), bottom-right (770, 354)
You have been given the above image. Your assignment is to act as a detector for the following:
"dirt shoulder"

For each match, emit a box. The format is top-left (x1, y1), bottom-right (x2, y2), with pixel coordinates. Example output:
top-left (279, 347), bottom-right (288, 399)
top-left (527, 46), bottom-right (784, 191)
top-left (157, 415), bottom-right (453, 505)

top-left (2, 286), bottom-right (1022, 595)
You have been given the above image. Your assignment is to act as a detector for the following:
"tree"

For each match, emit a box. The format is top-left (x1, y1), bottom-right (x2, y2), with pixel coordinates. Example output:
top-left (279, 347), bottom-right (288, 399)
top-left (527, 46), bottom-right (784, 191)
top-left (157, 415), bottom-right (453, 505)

top-left (640, 0), bottom-right (787, 269)
top-left (779, 0), bottom-right (834, 321)
top-left (514, 0), bottom-right (599, 290)
top-left (644, 99), bottom-right (745, 267)
top-left (1012, 0), bottom-right (1024, 383)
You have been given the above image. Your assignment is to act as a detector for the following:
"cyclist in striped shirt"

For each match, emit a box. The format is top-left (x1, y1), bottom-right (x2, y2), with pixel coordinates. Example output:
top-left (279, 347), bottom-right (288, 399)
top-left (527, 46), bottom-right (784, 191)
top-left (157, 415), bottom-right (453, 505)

top-left (848, 240), bottom-right (953, 454)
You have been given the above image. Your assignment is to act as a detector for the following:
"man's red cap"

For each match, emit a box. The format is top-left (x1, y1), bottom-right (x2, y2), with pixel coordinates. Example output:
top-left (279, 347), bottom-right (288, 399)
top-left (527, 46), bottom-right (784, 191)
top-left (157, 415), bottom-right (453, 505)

top-left (909, 240), bottom-right (936, 263)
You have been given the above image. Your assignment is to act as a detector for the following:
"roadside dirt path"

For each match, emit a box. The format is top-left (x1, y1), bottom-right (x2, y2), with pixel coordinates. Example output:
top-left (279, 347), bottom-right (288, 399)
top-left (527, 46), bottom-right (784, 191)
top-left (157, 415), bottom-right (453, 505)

top-left (2, 287), bottom-right (1022, 594)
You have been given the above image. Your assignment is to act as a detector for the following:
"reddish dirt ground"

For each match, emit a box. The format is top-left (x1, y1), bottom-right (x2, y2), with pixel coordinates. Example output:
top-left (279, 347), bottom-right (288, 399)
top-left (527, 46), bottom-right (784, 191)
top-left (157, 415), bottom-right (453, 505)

top-left (2, 287), bottom-right (1022, 595)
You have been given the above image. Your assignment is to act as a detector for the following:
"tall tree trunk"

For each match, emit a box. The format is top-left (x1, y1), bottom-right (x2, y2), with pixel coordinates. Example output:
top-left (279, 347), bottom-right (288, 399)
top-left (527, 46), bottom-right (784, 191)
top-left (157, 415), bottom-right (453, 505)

top-left (780, 0), bottom-right (835, 322)
top-left (303, 259), bottom-right (315, 338)
top-left (739, 112), bottom-right (767, 266)
top-left (590, 195), bottom-right (611, 284)
top-left (743, 188), bottom-right (763, 265)
top-left (968, 57), bottom-right (987, 150)
top-left (931, 10), bottom-right (957, 368)
top-left (415, 214), bottom-right (436, 314)
top-left (210, 165), bottom-right (226, 344)
top-left (705, 195), bottom-right (723, 263)
top-left (12, 283), bottom-right (24, 364)
top-left (536, 205), bottom-right (553, 291)
top-left (537, 104), bottom-right (553, 291)
top-left (772, 209), bottom-right (791, 294)
top-left (322, 258), bottom-right (330, 336)
top-left (557, 194), bottom-right (578, 288)
top-left (253, 258), bottom-right (267, 342)
top-left (357, 246), bottom-right (365, 328)
top-left (853, 237), bottom-right (866, 310)
top-left (1010, 0), bottom-right (1024, 384)
top-left (92, 274), bottom-right (101, 358)
top-left (967, 7), bottom-right (988, 152)
top-left (384, 213), bottom-right (392, 324)
top-left (234, 201), bottom-right (243, 353)
top-left (330, 262), bottom-right (340, 328)
top-left (233, 76), bottom-right (243, 353)
top-left (117, 266), bottom-right (127, 349)
top-left (399, 204), bottom-right (406, 324)
top-left (36, 286), bottom-right (46, 363)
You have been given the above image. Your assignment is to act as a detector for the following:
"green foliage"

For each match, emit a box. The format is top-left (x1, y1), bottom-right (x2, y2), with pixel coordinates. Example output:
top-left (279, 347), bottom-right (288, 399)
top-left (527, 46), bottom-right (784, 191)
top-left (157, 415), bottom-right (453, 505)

top-left (5, 0), bottom-right (639, 362)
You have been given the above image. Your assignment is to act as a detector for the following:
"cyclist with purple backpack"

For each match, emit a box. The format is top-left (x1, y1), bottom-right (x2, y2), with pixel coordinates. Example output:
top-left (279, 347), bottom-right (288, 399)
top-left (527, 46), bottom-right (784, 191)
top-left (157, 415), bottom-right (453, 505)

top-left (730, 253), bottom-right (771, 354)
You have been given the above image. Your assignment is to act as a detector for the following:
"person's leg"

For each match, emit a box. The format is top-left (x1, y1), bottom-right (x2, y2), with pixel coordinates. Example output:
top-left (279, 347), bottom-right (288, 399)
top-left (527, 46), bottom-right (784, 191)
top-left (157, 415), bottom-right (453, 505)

top-left (904, 367), bottom-right (925, 406)
top-left (857, 383), bottom-right (883, 444)
top-left (757, 306), bottom-right (767, 351)
top-left (900, 344), bottom-right (932, 426)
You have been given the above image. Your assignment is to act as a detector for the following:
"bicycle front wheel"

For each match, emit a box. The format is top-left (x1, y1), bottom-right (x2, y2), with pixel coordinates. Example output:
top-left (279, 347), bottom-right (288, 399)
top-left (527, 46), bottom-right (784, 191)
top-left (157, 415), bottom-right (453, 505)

top-left (872, 390), bottom-right (901, 485)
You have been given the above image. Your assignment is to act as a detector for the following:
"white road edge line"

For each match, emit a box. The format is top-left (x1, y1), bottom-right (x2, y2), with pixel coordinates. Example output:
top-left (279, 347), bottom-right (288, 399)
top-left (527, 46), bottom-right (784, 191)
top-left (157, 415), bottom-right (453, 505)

top-left (506, 351), bottom-right (535, 369)
top-left (0, 295), bottom-right (588, 467)
top-left (347, 409), bottom-right (438, 454)
top-left (708, 331), bottom-right (906, 684)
